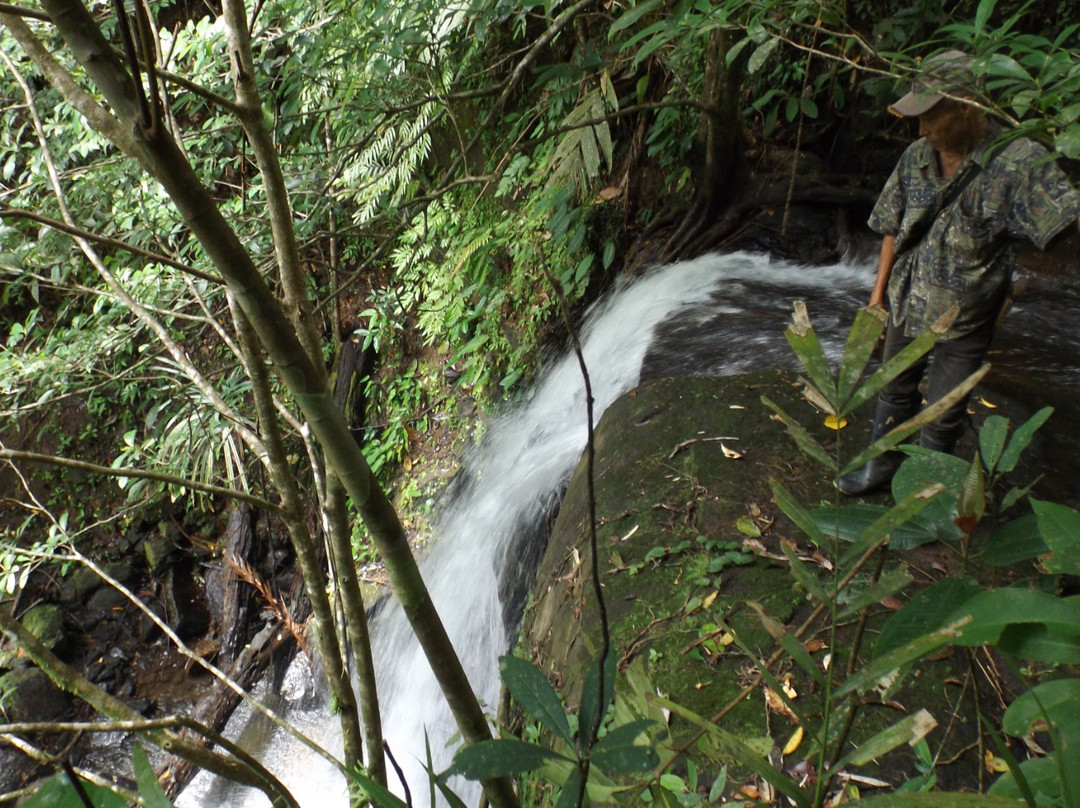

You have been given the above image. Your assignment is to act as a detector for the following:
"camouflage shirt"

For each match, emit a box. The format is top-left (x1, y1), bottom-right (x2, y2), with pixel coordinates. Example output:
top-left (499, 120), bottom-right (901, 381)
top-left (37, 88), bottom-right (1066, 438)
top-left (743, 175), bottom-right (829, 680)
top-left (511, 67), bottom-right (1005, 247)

top-left (868, 123), bottom-right (1080, 339)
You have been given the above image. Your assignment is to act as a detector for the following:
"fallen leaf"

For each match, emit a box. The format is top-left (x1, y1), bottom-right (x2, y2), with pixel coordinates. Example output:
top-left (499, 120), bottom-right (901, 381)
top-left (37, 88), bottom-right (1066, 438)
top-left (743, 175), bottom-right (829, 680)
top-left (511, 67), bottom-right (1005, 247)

top-left (701, 590), bottom-right (719, 610)
top-left (984, 750), bottom-right (1010, 773)
top-left (804, 638), bottom-right (827, 653)
top-left (880, 596), bottom-right (903, 610)
top-left (978, 396), bottom-right (998, 408)
top-left (765, 687), bottom-right (798, 720)
top-left (721, 442), bottom-right (743, 459)
top-left (596, 185), bottom-right (621, 201)
top-left (719, 632), bottom-right (735, 646)
top-left (739, 785), bottom-right (760, 800)
top-left (824, 414), bottom-right (849, 430)
top-left (782, 675), bottom-right (798, 699)
top-left (736, 516), bottom-right (761, 537)
top-left (783, 726), bottom-right (804, 756)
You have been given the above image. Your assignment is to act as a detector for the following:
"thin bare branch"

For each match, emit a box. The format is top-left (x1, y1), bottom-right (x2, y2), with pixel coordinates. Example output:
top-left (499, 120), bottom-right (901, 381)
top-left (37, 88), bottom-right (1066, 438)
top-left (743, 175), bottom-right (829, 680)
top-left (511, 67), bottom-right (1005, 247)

top-left (0, 202), bottom-right (221, 283)
top-left (0, 448), bottom-right (278, 510)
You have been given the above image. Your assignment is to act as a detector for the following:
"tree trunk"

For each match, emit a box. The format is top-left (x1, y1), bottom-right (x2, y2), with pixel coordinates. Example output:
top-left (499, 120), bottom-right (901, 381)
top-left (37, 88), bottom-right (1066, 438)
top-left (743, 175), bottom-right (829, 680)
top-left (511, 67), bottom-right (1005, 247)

top-left (661, 27), bottom-right (748, 262)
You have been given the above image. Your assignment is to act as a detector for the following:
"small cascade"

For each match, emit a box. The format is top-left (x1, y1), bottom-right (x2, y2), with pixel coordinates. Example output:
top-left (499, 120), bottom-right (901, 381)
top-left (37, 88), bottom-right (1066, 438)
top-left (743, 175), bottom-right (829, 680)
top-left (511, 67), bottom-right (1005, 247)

top-left (180, 252), bottom-right (871, 807)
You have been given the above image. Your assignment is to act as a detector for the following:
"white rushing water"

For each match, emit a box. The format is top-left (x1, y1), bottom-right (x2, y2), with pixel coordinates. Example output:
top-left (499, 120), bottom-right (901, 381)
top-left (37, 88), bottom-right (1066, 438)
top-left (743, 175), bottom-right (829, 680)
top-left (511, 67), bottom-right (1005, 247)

top-left (180, 252), bottom-right (871, 807)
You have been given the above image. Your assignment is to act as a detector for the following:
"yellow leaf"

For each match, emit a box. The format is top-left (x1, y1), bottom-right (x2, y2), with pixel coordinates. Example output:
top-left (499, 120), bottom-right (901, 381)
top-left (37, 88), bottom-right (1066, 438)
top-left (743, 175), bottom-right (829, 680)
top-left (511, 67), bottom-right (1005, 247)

top-left (719, 632), bottom-right (735, 646)
top-left (783, 726), bottom-right (804, 756)
top-left (701, 590), bottom-right (719, 610)
top-left (824, 414), bottom-right (848, 430)
top-left (978, 396), bottom-right (998, 408)
top-left (984, 751), bottom-right (1010, 773)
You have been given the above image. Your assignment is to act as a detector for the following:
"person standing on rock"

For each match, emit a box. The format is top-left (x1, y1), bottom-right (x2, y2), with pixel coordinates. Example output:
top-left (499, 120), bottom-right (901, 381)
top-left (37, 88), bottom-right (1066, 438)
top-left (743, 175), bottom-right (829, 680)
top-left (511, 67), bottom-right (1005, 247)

top-left (838, 50), bottom-right (1080, 496)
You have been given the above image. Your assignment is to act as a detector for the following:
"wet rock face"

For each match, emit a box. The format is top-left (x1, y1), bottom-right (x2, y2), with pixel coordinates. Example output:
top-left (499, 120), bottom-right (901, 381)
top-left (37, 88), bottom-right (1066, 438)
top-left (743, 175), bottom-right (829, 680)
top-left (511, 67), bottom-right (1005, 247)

top-left (0, 666), bottom-right (70, 722)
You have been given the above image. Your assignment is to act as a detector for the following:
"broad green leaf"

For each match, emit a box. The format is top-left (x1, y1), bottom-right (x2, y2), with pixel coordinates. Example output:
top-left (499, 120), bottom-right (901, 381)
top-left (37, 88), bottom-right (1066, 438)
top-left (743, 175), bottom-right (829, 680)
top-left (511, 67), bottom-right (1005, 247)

top-left (1031, 499), bottom-right (1080, 575)
top-left (761, 396), bottom-right (834, 470)
top-left (447, 739), bottom-right (569, 780)
top-left (874, 577), bottom-right (981, 658)
top-left (978, 415), bottom-right (1009, 476)
top-left (998, 406), bottom-right (1053, 473)
top-left (889, 451), bottom-right (969, 543)
top-left (812, 503), bottom-right (942, 554)
top-left (500, 656), bottom-right (574, 748)
top-left (21, 774), bottom-right (129, 808)
top-left (590, 719), bottom-right (660, 773)
top-left (839, 482), bottom-right (943, 564)
top-left (836, 307), bottom-right (887, 410)
top-left (988, 756), bottom-right (1064, 806)
top-left (837, 566), bottom-right (914, 621)
top-left (1001, 678), bottom-right (1080, 739)
top-left (995, 623), bottom-right (1080, 664)
top-left (978, 514), bottom-right (1047, 566)
top-left (133, 745), bottom-right (173, 808)
top-left (833, 709), bottom-right (937, 768)
top-left (948, 588), bottom-right (1080, 648)
top-left (785, 301), bottom-right (837, 409)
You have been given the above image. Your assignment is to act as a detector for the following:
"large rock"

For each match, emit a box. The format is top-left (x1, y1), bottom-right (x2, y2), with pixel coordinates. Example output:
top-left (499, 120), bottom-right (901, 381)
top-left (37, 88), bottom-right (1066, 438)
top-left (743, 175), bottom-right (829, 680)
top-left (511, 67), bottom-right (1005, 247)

top-left (517, 370), bottom-right (1006, 794)
top-left (0, 667), bottom-right (69, 722)
top-left (20, 604), bottom-right (68, 655)
top-left (520, 371), bottom-right (821, 718)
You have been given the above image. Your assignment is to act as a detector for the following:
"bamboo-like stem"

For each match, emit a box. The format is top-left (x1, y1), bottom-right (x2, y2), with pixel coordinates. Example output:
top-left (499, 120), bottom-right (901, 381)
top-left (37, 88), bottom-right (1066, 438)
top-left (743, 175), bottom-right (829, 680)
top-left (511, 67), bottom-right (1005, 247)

top-left (229, 294), bottom-right (366, 769)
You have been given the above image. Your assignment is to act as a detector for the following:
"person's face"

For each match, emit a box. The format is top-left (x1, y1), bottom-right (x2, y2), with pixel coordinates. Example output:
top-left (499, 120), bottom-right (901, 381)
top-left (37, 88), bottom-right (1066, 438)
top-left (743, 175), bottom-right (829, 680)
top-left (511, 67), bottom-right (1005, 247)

top-left (917, 99), bottom-right (975, 154)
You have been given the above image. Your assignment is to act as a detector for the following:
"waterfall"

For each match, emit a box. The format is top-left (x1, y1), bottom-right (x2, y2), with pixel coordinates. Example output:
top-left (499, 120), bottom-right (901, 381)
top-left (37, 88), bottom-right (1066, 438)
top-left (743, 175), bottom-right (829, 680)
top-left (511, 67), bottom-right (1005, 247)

top-left (180, 253), bottom-right (871, 807)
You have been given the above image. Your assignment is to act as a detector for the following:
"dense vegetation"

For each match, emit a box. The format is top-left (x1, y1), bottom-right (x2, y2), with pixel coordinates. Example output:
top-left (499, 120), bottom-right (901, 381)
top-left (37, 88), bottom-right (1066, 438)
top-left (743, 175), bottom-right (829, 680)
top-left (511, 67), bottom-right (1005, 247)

top-left (1, 0), bottom-right (1079, 805)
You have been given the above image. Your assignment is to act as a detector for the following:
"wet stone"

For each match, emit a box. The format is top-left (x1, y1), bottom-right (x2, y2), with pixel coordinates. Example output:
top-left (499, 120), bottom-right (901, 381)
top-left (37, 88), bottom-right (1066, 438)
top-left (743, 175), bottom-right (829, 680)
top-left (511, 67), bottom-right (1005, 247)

top-left (59, 565), bottom-right (102, 602)
top-left (21, 603), bottom-right (67, 654)
top-left (0, 667), bottom-right (69, 722)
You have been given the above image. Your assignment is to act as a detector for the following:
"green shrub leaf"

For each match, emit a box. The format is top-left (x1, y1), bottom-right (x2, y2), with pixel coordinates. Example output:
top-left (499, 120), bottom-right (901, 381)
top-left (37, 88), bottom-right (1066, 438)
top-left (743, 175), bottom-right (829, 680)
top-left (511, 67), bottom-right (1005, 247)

top-left (499, 656), bottom-right (574, 748)
top-left (874, 576), bottom-right (981, 658)
top-left (447, 739), bottom-right (569, 780)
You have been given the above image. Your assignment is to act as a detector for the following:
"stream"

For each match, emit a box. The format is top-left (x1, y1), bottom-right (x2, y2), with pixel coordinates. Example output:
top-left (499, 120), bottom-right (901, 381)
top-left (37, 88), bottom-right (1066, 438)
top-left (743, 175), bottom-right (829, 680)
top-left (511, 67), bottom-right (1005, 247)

top-left (177, 248), bottom-right (1080, 807)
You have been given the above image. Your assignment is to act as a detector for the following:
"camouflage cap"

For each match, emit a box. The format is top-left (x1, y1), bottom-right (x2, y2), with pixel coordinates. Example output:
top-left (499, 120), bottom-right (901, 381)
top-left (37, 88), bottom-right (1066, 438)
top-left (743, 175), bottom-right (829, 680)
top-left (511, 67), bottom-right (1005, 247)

top-left (890, 50), bottom-right (976, 117)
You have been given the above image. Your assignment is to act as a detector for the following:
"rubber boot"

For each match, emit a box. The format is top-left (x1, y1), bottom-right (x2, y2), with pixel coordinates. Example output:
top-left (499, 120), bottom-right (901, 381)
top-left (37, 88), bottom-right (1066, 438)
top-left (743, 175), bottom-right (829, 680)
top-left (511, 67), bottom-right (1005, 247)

top-left (836, 399), bottom-right (916, 497)
top-left (919, 430), bottom-right (958, 454)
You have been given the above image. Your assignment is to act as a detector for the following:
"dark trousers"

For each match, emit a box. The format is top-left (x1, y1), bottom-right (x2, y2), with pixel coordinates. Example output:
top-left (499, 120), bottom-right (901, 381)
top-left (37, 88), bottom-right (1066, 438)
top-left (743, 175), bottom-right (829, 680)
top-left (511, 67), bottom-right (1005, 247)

top-left (879, 317), bottom-right (996, 447)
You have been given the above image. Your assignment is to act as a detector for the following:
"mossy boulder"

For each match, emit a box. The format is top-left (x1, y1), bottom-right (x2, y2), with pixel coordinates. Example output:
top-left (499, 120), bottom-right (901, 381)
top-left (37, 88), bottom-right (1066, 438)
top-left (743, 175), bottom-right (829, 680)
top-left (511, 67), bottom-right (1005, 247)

top-left (20, 604), bottom-right (68, 655)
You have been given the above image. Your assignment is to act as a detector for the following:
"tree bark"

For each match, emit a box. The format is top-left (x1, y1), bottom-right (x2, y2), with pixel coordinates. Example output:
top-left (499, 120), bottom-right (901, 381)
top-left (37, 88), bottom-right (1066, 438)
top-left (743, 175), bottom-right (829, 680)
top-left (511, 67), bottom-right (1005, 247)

top-left (661, 27), bottom-right (748, 263)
